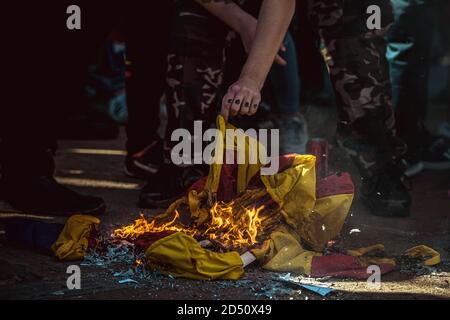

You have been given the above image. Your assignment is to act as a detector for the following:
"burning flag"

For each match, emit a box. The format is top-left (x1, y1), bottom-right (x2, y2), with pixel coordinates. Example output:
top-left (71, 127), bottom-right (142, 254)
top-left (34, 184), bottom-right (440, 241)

top-left (52, 116), bottom-right (433, 281)
top-left (110, 116), bottom-right (360, 280)
top-left (114, 192), bottom-right (280, 253)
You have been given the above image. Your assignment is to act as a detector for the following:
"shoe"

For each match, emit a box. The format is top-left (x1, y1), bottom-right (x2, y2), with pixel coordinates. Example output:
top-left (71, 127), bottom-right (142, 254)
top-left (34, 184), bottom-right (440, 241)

top-left (124, 140), bottom-right (164, 179)
top-left (336, 119), bottom-right (411, 217)
top-left (338, 138), bottom-right (412, 217)
top-left (399, 158), bottom-right (424, 178)
top-left (438, 122), bottom-right (450, 140)
top-left (421, 135), bottom-right (450, 171)
top-left (359, 163), bottom-right (411, 217)
top-left (444, 148), bottom-right (450, 161)
top-left (0, 176), bottom-right (106, 217)
top-left (401, 128), bottom-right (450, 176)
top-left (277, 114), bottom-right (309, 154)
top-left (138, 165), bottom-right (207, 209)
top-left (398, 140), bottom-right (424, 178)
top-left (336, 115), bottom-right (408, 167)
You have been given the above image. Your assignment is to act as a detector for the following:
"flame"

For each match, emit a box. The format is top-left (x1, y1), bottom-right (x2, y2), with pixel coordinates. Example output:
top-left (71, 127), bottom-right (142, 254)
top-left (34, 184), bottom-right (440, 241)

top-left (113, 211), bottom-right (197, 240)
top-left (205, 202), bottom-right (264, 248)
top-left (114, 202), bottom-right (266, 250)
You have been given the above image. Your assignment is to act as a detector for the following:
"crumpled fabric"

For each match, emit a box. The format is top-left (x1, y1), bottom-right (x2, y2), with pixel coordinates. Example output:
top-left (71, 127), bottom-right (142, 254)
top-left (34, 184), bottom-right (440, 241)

top-left (405, 245), bottom-right (441, 266)
top-left (205, 115), bottom-right (264, 198)
top-left (346, 244), bottom-right (397, 274)
top-left (51, 215), bottom-right (100, 261)
top-left (145, 232), bottom-right (244, 280)
top-left (252, 237), bottom-right (397, 279)
top-left (262, 160), bottom-right (354, 252)
top-left (261, 156), bottom-right (317, 237)
top-left (124, 115), bottom-right (441, 280)
top-left (251, 225), bottom-right (322, 275)
top-left (310, 254), bottom-right (396, 279)
top-left (142, 116), bottom-right (356, 279)
top-left (347, 244), bottom-right (386, 257)
top-left (151, 115), bottom-right (266, 225)
top-left (194, 116), bottom-right (354, 253)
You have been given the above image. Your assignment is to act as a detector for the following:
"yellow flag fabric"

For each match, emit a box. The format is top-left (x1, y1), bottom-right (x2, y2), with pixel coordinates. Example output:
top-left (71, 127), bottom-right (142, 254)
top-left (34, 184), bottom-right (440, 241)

top-left (51, 215), bottom-right (100, 261)
top-left (405, 245), bottom-right (441, 266)
top-left (260, 156), bottom-right (354, 252)
top-left (143, 116), bottom-right (355, 278)
top-left (205, 115), bottom-right (264, 196)
top-left (251, 226), bottom-right (322, 275)
top-left (303, 194), bottom-right (354, 251)
top-left (347, 244), bottom-right (396, 267)
top-left (145, 232), bottom-right (244, 280)
top-left (261, 156), bottom-right (317, 233)
top-left (51, 115), bottom-right (441, 280)
top-left (347, 244), bottom-right (386, 257)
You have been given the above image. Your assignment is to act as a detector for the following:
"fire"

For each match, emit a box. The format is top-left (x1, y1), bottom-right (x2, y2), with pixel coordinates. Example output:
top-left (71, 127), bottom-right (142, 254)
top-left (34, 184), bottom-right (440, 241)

top-left (205, 202), bottom-right (264, 248)
top-left (135, 259), bottom-right (143, 266)
top-left (113, 211), bottom-right (197, 240)
top-left (114, 202), bottom-right (266, 250)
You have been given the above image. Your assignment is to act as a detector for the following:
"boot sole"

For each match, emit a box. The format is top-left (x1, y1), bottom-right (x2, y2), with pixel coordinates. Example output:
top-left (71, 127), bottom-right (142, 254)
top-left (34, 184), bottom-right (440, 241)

top-left (0, 201), bottom-right (106, 218)
top-left (423, 160), bottom-right (450, 171)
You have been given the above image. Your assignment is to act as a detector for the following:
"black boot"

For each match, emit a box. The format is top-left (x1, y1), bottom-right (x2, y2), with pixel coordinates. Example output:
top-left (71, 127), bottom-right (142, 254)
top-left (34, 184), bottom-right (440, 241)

top-left (0, 176), bottom-right (106, 217)
top-left (336, 117), bottom-right (411, 217)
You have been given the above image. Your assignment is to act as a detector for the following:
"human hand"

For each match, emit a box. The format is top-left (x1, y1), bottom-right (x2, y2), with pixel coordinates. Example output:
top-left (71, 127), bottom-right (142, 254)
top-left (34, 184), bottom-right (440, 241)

top-left (221, 76), bottom-right (262, 122)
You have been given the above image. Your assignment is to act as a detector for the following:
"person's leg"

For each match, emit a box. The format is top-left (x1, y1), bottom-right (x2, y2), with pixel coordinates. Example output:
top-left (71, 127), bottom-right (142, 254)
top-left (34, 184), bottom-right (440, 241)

top-left (308, 0), bottom-right (410, 217)
top-left (387, 0), bottom-right (430, 166)
top-left (387, 1), bottom-right (449, 173)
top-left (310, 0), bottom-right (396, 132)
top-left (1, 1), bottom-right (118, 216)
top-left (295, 0), bottom-right (329, 103)
top-left (387, 0), bottom-right (432, 125)
top-left (1, 1), bottom-right (60, 181)
top-left (269, 33), bottom-right (301, 116)
top-left (124, 3), bottom-right (173, 178)
top-left (164, 1), bottom-right (230, 146)
top-left (139, 1), bottom-right (229, 208)
top-left (269, 32), bottom-right (308, 154)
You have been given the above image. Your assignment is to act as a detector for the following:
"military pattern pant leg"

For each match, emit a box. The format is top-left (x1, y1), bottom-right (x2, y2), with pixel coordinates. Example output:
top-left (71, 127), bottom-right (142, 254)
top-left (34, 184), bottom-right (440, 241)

top-left (165, 52), bottom-right (225, 145)
top-left (165, 2), bottom-right (230, 148)
top-left (308, 0), bottom-right (395, 131)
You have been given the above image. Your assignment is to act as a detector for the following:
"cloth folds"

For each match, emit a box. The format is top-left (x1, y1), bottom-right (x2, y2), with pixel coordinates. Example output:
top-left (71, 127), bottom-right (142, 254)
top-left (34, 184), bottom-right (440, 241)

top-left (51, 215), bottom-right (100, 261)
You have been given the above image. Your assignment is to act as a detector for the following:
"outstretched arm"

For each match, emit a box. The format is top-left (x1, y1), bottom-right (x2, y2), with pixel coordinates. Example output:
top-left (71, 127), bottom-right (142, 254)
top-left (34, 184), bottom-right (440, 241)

top-left (219, 0), bottom-right (296, 121)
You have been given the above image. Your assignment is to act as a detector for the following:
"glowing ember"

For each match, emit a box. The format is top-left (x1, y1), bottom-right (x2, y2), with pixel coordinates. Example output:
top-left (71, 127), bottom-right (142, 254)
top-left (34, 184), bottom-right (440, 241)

top-left (114, 202), bottom-right (267, 250)
top-left (135, 259), bottom-right (143, 266)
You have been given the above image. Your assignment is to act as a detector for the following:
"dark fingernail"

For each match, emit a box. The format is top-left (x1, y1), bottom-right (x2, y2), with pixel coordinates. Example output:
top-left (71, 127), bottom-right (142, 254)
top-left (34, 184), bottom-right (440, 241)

top-left (253, 104), bottom-right (258, 108)
top-left (245, 102), bottom-right (250, 107)
top-left (235, 100), bottom-right (241, 104)
top-left (228, 99), bottom-right (233, 103)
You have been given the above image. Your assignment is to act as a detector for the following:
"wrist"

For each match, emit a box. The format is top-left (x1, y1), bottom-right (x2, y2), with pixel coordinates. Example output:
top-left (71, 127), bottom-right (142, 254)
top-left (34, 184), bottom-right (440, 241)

top-left (238, 73), bottom-right (264, 91)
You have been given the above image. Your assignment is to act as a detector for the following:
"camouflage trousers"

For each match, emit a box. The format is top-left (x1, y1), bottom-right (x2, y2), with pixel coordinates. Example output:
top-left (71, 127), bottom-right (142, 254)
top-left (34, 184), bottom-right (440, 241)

top-left (308, 0), bottom-right (396, 132)
top-left (165, 0), bottom-right (399, 154)
top-left (165, 2), bottom-right (229, 147)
